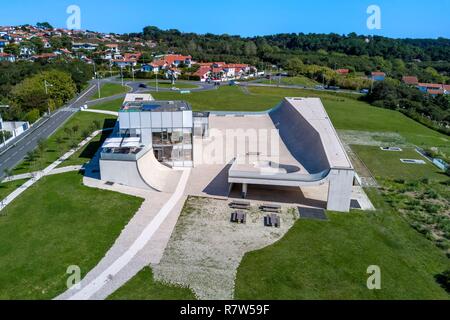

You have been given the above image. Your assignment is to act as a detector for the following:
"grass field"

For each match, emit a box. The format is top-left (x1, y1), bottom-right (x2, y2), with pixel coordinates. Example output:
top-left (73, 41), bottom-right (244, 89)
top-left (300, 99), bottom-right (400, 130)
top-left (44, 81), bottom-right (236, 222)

top-left (261, 75), bottom-right (319, 87)
top-left (108, 267), bottom-right (196, 300)
top-left (93, 83), bottom-right (129, 99)
top-left (351, 146), bottom-right (447, 182)
top-left (11, 112), bottom-right (116, 175)
top-left (235, 190), bottom-right (449, 300)
top-left (0, 172), bottom-right (143, 299)
top-left (0, 179), bottom-right (28, 201)
top-left (89, 98), bottom-right (123, 112)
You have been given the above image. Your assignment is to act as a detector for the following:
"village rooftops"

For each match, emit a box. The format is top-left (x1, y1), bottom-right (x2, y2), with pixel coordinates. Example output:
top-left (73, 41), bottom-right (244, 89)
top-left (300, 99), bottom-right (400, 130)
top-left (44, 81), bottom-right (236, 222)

top-left (121, 100), bottom-right (192, 113)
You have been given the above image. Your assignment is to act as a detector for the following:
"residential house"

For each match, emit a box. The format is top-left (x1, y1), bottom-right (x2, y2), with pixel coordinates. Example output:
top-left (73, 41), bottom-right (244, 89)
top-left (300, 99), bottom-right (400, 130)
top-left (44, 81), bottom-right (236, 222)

top-left (0, 52), bottom-right (16, 62)
top-left (105, 43), bottom-right (120, 54)
top-left (72, 42), bottom-right (99, 51)
top-left (30, 53), bottom-right (58, 61)
top-left (402, 76), bottom-right (419, 85)
top-left (417, 83), bottom-right (449, 96)
top-left (371, 72), bottom-right (386, 81)
top-left (194, 66), bottom-right (212, 82)
top-left (336, 69), bottom-right (350, 75)
top-left (0, 39), bottom-right (9, 53)
top-left (163, 54), bottom-right (192, 67)
top-left (141, 60), bottom-right (167, 73)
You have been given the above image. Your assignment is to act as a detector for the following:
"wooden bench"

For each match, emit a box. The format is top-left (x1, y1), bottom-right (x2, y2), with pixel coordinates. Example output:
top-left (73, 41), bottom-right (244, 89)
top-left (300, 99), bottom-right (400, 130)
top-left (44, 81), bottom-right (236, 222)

top-left (229, 201), bottom-right (251, 210)
top-left (260, 203), bottom-right (282, 213)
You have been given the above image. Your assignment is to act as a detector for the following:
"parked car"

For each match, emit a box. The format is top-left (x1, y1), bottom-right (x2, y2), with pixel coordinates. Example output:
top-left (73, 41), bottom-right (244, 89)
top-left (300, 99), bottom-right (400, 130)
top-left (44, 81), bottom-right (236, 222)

top-left (139, 83), bottom-right (147, 88)
top-left (360, 89), bottom-right (370, 94)
top-left (315, 85), bottom-right (325, 90)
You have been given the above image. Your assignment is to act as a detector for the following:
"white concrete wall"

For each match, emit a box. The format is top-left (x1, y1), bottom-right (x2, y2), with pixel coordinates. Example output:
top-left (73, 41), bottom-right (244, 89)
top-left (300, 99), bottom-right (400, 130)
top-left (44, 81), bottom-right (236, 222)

top-left (327, 168), bottom-right (354, 212)
top-left (100, 159), bottom-right (151, 190)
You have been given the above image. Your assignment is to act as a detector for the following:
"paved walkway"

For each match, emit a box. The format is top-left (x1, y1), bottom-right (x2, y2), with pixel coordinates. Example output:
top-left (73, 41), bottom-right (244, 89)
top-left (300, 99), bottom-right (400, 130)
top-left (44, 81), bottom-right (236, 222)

top-left (1, 165), bottom-right (83, 183)
top-left (56, 168), bottom-right (191, 300)
top-left (82, 109), bottom-right (119, 117)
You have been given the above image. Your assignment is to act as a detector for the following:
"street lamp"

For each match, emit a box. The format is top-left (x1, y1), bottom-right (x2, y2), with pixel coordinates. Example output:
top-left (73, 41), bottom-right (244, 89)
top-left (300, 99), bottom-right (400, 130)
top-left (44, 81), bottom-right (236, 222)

top-left (93, 62), bottom-right (101, 99)
top-left (44, 80), bottom-right (54, 116)
top-left (0, 105), bottom-right (10, 147)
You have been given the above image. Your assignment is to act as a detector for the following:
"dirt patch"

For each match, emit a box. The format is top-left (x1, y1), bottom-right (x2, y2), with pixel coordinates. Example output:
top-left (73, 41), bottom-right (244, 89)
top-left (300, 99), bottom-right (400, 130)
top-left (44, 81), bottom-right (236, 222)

top-left (338, 130), bottom-right (409, 147)
top-left (153, 196), bottom-right (298, 300)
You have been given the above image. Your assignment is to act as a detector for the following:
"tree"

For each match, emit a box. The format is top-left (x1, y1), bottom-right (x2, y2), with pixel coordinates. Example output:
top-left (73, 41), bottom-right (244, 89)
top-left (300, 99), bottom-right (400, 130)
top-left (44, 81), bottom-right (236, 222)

top-left (11, 70), bottom-right (77, 115)
top-left (285, 58), bottom-right (304, 76)
top-left (36, 22), bottom-right (53, 30)
top-left (37, 138), bottom-right (47, 154)
top-left (4, 44), bottom-right (20, 56)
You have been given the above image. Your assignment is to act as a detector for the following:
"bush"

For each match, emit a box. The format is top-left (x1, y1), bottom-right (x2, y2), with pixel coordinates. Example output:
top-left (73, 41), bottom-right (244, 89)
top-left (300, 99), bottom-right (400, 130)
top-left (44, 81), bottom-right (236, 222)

top-left (24, 108), bottom-right (40, 123)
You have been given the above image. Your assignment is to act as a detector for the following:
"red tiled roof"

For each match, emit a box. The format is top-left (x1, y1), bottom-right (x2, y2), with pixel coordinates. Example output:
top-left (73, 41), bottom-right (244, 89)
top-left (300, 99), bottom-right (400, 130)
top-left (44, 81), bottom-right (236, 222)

top-left (164, 54), bottom-right (192, 65)
top-left (427, 89), bottom-right (444, 95)
top-left (418, 83), bottom-right (442, 89)
top-left (402, 76), bottom-right (419, 85)
top-left (371, 71), bottom-right (386, 76)
top-left (194, 66), bottom-right (211, 77)
top-left (336, 69), bottom-right (349, 74)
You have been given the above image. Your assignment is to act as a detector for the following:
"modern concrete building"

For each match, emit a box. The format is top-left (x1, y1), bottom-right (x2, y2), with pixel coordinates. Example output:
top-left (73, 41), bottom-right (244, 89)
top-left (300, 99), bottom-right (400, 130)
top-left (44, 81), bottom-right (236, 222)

top-left (99, 95), bottom-right (355, 212)
top-left (228, 98), bottom-right (354, 212)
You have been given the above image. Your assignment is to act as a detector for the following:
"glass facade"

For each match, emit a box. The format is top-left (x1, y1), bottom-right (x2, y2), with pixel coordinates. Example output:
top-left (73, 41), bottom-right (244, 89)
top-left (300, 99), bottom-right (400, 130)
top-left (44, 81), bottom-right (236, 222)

top-left (119, 104), bottom-right (194, 167)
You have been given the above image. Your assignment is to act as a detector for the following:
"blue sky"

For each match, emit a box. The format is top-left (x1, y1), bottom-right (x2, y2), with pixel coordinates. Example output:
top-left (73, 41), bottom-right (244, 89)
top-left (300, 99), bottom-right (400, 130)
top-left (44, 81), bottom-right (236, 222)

top-left (1, 0), bottom-right (449, 38)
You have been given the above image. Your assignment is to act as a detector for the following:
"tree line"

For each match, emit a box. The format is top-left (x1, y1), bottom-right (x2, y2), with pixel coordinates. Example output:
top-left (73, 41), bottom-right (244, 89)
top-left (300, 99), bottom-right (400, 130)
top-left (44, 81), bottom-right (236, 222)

top-left (0, 60), bottom-right (93, 123)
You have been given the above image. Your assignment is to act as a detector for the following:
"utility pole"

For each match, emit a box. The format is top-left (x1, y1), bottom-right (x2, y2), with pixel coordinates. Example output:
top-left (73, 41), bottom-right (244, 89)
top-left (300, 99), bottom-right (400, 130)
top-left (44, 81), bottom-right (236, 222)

top-left (156, 71), bottom-right (159, 92)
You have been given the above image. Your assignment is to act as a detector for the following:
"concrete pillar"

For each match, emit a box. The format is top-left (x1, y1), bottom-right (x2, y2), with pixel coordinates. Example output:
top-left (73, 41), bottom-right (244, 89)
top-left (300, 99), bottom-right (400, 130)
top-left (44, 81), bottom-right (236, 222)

top-left (327, 168), bottom-right (354, 212)
top-left (242, 183), bottom-right (248, 198)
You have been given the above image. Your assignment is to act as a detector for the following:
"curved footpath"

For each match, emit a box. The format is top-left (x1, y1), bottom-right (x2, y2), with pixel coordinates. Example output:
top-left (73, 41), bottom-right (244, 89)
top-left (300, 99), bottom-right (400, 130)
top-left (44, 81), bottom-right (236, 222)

top-left (56, 168), bottom-right (191, 300)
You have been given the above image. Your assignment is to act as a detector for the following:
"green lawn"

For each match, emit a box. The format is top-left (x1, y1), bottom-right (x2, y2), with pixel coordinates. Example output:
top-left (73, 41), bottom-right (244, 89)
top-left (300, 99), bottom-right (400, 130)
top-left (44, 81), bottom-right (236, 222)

top-left (351, 146), bottom-right (447, 182)
top-left (93, 83), bottom-right (129, 99)
top-left (0, 172), bottom-right (143, 299)
top-left (152, 85), bottom-right (281, 111)
top-left (11, 112), bottom-right (117, 175)
top-left (261, 75), bottom-right (319, 87)
top-left (0, 179), bottom-right (28, 201)
top-left (89, 98), bottom-right (123, 112)
top-left (108, 267), bottom-right (196, 300)
top-left (147, 81), bottom-right (199, 89)
top-left (235, 190), bottom-right (449, 300)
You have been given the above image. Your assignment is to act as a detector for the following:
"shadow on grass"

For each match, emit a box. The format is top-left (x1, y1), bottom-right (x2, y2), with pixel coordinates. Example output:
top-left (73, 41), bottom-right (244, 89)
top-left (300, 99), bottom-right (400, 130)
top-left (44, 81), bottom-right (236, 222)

top-left (435, 270), bottom-right (450, 293)
top-left (78, 119), bottom-right (116, 160)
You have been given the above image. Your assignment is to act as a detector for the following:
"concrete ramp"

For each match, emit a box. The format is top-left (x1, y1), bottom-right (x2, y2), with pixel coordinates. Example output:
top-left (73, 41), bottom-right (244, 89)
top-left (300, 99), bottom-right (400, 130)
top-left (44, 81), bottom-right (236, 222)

top-left (136, 149), bottom-right (181, 193)
top-left (269, 100), bottom-right (330, 174)
top-left (100, 149), bottom-right (181, 193)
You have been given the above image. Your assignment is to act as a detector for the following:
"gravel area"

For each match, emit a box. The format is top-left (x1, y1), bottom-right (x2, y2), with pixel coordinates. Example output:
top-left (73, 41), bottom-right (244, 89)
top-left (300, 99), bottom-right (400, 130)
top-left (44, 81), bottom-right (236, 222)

top-left (153, 196), bottom-right (298, 300)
